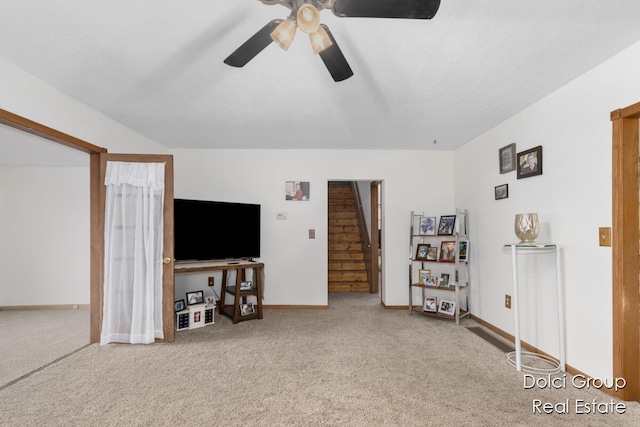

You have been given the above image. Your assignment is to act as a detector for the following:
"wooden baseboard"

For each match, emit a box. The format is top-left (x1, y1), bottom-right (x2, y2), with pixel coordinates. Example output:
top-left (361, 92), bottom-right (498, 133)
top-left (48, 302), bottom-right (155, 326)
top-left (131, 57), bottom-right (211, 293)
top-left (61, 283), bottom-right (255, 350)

top-left (469, 314), bottom-right (602, 394)
top-left (0, 304), bottom-right (90, 310)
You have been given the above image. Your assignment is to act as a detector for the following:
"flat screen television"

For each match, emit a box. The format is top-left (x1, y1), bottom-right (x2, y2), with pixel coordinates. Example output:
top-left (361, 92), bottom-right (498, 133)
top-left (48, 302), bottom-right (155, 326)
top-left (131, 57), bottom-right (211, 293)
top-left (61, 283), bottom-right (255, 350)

top-left (174, 198), bottom-right (261, 262)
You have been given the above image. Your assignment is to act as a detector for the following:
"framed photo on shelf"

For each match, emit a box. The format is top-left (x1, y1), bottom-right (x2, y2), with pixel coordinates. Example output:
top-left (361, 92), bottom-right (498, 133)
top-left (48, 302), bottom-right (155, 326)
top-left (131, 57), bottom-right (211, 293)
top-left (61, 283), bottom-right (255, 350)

top-left (425, 276), bottom-right (439, 287)
top-left (419, 217), bottom-right (436, 235)
top-left (459, 240), bottom-right (469, 262)
top-left (423, 296), bottom-right (437, 312)
top-left (440, 273), bottom-right (450, 287)
top-left (418, 269), bottom-right (431, 285)
top-left (174, 299), bottom-right (185, 312)
top-left (186, 290), bottom-right (204, 306)
top-left (495, 184), bottom-right (508, 200)
top-left (439, 241), bottom-right (456, 263)
top-left (415, 243), bottom-right (431, 261)
top-left (240, 302), bottom-right (255, 316)
top-left (437, 215), bottom-right (456, 235)
top-left (517, 145), bottom-right (543, 179)
top-left (438, 299), bottom-right (456, 316)
top-left (499, 143), bottom-right (516, 174)
top-left (425, 246), bottom-right (438, 261)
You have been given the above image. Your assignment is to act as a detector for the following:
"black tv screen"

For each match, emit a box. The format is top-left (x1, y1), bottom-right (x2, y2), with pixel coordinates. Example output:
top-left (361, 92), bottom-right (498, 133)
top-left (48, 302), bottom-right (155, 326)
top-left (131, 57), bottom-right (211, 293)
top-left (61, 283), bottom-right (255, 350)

top-left (174, 199), bottom-right (261, 261)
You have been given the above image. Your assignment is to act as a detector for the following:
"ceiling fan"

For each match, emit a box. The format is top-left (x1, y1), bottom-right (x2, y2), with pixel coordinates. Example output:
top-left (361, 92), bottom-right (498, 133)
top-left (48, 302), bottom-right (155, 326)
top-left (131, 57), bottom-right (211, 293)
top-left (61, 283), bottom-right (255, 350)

top-left (224, 0), bottom-right (441, 82)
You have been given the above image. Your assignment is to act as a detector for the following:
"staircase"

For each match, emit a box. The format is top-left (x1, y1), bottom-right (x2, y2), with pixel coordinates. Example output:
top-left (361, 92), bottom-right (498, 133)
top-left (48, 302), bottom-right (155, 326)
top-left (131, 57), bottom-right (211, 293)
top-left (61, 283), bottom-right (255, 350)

top-left (328, 182), bottom-right (370, 292)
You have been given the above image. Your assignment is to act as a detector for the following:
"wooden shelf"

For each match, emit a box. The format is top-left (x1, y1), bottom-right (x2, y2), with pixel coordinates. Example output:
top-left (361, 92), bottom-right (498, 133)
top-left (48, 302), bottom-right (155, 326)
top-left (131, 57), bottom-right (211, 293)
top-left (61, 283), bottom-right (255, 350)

top-left (411, 283), bottom-right (468, 291)
top-left (411, 306), bottom-right (467, 319)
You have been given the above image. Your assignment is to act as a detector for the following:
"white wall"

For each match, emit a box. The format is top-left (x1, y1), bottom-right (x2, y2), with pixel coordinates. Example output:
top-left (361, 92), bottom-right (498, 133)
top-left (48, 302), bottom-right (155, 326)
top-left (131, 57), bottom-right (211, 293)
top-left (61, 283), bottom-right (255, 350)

top-left (0, 58), bottom-right (169, 306)
top-left (170, 149), bottom-right (455, 307)
top-left (454, 39), bottom-right (640, 378)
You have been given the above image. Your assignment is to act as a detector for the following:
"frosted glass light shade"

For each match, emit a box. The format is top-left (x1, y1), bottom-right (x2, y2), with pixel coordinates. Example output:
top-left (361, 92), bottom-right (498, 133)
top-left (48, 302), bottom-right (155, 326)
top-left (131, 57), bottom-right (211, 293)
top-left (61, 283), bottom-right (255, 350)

top-left (309, 25), bottom-right (332, 54)
top-left (297, 4), bottom-right (321, 33)
top-left (271, 18), bottom-right (297, 51)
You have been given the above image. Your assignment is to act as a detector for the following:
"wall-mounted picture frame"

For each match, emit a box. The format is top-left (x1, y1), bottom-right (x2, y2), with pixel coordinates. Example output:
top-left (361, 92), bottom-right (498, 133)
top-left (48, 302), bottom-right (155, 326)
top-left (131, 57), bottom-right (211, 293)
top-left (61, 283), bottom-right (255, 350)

top-left (285, 181), bottom-right (310, 201)
top-left (517, 146), bottom-right (543, 179)
top-left (186, 290), bottom-right (204, 306)
top-left (423, 296), bottom-right (437, 312)
top-left (495, 184), bottom-right (508, 200)
top-left (499, 143), bottom-right (516, 174)
top-left (418, 269), bottom-right (431, 285)
top-left (437, 215), bottom-right (456, 235)
top-left (415, 243), bottom-right (431, 261)
top-left (419, 217), bottom-right (436, 235)
top-left (174, 299), bottom-right (186, 312)
top-left (438, 299), bottom-right (456, 316)
top-left (439, 240), bottom-right (456, 263)
top-left (459, 240), bottom-right (469, 262)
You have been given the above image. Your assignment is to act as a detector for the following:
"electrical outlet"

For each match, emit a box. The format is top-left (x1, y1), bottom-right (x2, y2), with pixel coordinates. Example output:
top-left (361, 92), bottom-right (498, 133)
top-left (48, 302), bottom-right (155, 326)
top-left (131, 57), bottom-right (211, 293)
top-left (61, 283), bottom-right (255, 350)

top-left (208, 276), bottom-right (215, 287)
top-left (505, 295), bottom-right (511, 309)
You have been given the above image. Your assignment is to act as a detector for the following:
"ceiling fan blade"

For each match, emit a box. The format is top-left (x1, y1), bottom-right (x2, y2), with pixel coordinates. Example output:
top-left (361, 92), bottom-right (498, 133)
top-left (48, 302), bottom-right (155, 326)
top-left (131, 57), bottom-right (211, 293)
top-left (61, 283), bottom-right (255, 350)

top-left (224, 19), bottom-right (282, 68)
top-left (332, 0), bottom-right (440, 19)
top-left (318, 25), bottom-right (353, 82)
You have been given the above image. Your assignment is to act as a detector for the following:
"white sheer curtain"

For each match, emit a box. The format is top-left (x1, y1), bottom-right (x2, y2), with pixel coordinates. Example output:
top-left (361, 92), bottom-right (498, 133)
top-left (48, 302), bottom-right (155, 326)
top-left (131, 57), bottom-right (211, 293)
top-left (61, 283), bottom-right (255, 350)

top-left (101, 161), bottom-right (165, 345)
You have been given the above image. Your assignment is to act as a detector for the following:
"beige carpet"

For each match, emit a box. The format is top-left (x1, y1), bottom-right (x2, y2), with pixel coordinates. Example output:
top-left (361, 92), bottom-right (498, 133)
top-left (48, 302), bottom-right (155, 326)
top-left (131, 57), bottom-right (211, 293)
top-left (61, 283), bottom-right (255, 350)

top-left (1, 294), bottom-right (638, 426)
top-left (0, 307), bottom-right (89, 386)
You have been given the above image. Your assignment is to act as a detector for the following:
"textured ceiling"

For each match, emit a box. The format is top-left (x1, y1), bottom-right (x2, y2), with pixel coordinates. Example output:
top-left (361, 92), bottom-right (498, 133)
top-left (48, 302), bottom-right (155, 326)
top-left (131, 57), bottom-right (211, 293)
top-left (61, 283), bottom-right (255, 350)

top-left (2, 0), bottom-right (640, 160)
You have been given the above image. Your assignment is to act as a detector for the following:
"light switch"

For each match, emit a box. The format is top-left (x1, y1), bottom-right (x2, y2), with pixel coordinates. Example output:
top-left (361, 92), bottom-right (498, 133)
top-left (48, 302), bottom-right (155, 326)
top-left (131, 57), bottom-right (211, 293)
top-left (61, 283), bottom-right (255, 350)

top-left (599, 227), bottom-right (611, 247)
top-left (309, 229), bottom-right (315, 239)
top-left (276, 212), bottom-right (287, 220)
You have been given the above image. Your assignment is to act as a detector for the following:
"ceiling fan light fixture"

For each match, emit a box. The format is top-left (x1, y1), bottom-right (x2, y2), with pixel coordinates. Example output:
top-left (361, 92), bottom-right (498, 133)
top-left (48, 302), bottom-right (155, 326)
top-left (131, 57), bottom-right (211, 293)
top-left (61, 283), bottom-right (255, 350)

top-left (270, 18), bottom-right (297, 51)
top-left (297, 4), bottom-right (321, 34)
top-left (309, 25), bottom-right (333, 54)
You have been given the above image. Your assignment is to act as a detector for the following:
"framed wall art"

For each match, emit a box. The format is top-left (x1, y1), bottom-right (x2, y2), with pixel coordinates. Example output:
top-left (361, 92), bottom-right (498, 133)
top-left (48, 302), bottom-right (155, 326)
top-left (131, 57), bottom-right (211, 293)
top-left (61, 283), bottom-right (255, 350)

top-left (495, 184), bottom-right (508, 200)
top-left (517, 146), bottom-right (543, 179)
top-left (499, 143), bottom-right (516, 174)
top-left (285, 181), bottom-right (310, 201)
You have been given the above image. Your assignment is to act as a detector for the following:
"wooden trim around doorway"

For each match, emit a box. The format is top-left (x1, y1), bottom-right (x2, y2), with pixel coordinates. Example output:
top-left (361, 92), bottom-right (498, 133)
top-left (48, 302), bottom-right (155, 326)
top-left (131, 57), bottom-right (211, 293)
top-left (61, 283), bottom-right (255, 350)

top-left (611, 104), bottom-right (640, 402)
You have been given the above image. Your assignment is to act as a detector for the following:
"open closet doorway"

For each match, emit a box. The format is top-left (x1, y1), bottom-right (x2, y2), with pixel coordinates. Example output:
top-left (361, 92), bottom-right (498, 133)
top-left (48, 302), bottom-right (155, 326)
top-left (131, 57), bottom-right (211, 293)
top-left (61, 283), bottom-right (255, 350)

top-left (327, 180), bottom-right (384, 302)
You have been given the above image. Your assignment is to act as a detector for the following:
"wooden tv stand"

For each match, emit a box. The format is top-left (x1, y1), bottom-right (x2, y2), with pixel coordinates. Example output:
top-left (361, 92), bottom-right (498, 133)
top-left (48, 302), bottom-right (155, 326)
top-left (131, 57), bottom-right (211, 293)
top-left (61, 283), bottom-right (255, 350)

top-left (174, 260), bottom-right (264, 324)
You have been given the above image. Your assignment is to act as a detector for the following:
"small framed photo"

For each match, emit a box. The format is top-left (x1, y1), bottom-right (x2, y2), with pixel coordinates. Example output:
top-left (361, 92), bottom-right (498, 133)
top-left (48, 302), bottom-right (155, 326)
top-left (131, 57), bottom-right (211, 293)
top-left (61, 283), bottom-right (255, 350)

top-left (517, 145), bottom-right (543, 179)
top-left (439, 241), bottom-right (456, 263)
top-left (459, 240), bottom-right (469, 262)
top-left (499, 143), bottom-right (516, 174)
top-left (419, 217), bottom-right (436, 235)
top-left (438, 299), bottom-right (456, 316)
top-left (418, 269), bottom-right (431, 285)
top-left (437, 215), bottom-right (456, 235)
top-left (205, 296), bottom-right (216, 305)
top-left (415, 243), bottom-right (431, 261)
top-left (440, 273), bottom-right (450, 287)
top-left (495, 184), bottom-right (508, 200)
top-left (425, 276), bottom-right (439, 287)
top-left (240, 302), bottom-right (255, 316)
top-left (186, 290), bottom-right (204, 306)
top-left (425, 246), bottom-right (438, 261)
top-left (174, 299), bottom-right (186, 312)
top-left (423, 296), bottom-right (437, 312)
top-left (285, 181), bottom-right (310, 201)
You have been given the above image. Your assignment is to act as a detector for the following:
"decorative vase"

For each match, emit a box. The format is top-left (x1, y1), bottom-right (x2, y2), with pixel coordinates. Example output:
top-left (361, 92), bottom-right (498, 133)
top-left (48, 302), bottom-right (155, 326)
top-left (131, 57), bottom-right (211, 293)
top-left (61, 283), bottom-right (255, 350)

top-left (515, 213), bottom-right (539, 244)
